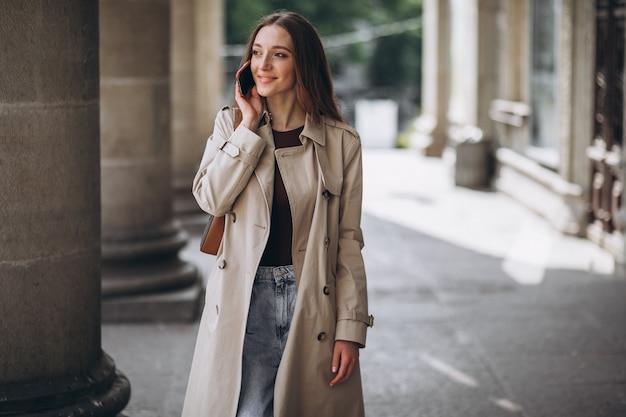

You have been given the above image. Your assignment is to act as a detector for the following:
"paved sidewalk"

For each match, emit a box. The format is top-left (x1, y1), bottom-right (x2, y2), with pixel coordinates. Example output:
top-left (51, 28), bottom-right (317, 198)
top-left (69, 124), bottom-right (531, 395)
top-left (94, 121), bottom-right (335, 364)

top-left (103, 149), bottom-right (626, 417)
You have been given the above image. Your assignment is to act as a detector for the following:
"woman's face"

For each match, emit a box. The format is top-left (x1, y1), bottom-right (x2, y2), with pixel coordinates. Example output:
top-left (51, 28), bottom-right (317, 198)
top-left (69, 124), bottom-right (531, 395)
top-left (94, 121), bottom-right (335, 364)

top-left (250, 25), bottom-right (297, 100)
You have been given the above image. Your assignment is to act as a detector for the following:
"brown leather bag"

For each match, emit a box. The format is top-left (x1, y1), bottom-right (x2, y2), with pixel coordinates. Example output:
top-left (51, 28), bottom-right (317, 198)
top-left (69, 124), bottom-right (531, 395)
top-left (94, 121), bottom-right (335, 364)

top-left (199, 108), bottom-right (242, 255)
top-left (200, 214), bottom-right (226, 255)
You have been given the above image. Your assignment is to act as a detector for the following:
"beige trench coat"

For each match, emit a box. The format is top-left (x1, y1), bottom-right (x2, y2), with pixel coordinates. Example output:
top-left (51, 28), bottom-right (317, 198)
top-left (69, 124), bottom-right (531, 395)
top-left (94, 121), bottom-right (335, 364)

top-left (182, 107), bottom-right (373, 417)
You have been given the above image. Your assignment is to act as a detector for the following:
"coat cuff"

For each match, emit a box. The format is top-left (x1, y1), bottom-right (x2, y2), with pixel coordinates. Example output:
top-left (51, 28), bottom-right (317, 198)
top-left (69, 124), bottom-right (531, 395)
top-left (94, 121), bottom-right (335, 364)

top-left (335, 319), bottom-right (369, 348)
top-left (212, 125), bottom-right (264, 167)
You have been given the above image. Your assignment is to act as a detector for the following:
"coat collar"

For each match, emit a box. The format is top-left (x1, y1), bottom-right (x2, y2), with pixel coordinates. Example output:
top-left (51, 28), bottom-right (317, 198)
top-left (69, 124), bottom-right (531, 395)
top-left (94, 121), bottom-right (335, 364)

top-left (301, 113), bottom-right (326, 146)
top-left (261, 110), bottom-right (326, 147)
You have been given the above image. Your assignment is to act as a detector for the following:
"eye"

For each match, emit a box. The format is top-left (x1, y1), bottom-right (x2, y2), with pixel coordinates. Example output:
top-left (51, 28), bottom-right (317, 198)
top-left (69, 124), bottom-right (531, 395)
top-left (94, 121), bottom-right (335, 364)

top-left (275, 52), bottom-right (288, 58)
top-left (252, 49), bottom-right (261, 56)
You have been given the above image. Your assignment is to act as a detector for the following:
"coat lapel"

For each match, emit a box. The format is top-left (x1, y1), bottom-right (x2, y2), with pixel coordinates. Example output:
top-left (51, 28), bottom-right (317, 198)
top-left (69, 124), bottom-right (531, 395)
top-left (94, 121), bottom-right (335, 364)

top-left (303, 116), bottom-right (342, 196)
top-left (253, 112), bottom-right (276, 214)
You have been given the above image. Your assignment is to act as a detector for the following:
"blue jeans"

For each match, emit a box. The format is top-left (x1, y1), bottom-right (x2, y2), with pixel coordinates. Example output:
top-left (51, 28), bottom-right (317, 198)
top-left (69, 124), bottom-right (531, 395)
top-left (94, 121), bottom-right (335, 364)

top-left (236, 266), bottom-right (297, 417)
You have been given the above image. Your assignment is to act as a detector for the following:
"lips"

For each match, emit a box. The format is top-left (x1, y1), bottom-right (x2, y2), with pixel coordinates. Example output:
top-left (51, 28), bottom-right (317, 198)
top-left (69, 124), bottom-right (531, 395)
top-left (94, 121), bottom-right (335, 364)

top-left (256, 75), bottom-right (276, 83)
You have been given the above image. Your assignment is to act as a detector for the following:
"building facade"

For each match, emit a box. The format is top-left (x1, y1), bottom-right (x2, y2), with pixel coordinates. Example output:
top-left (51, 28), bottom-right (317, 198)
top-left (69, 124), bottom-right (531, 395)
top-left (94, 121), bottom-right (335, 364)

top-left (417, 0), bottom-right (626, 270)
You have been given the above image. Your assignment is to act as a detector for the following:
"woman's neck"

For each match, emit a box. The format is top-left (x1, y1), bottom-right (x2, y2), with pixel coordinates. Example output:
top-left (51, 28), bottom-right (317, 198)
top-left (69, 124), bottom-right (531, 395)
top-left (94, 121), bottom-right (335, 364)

top-left (266, 96), bottom-right (306, 132)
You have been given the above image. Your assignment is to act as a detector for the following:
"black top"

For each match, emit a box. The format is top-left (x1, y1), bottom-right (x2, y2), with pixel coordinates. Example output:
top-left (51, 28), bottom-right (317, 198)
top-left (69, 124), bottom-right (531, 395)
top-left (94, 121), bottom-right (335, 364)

top-left (259, 126), bottom-right (304, 267)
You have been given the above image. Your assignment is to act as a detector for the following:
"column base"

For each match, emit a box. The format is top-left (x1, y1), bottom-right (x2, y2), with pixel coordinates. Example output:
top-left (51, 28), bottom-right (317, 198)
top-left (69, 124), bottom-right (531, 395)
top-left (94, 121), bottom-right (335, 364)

top-left (102, 221), bottom-right (205, 322)
top-left (422, 142), bottom-right (447, 157)
top-left (0, 353), bottom-right (130, 417)
top-left (102, 258), bottom-right (199, 297)
top-left (103, 278), bottom-right (204, 322)
top-left (410, 114), bottom-right (448, 158)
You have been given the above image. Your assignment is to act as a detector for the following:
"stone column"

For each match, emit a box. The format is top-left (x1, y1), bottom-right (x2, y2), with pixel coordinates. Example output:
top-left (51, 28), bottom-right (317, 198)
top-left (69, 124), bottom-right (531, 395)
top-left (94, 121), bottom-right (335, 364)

top-left (0, 1), bottom-right (130, 415)
top-left (447, 0), bottom-right (498, 130)
top-left (172, 0), bottom-right (224, 215)
top-left (446, 0), bottom-right (499, 188)
top-left (492, 0), bottom-right (530, 150)
top-left (100, 0), bottom-right (203, 321)
top-left (413, 0), bottom-right (450, 157)
top-left (475, 0), bottom-right (499, 136)
top-left (558, 0), bottom-right (595, 186)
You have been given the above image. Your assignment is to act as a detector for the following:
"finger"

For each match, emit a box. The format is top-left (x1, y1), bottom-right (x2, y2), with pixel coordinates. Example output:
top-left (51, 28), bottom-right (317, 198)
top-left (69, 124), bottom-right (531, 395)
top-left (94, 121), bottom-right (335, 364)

top-left (329, 343), bottom-right (343, 387)
top-left (234, 84), bottom-right (245, 107)
top-left (330, 355), bottom-right (354, 387)
top-left (329, 346), bottom-right (354, 387)
top-left (341, 351), bottom-right (357, 381)
top-left (343, 357), bottom-right (357, 382)
top-left (329, 364), bottom-right (346, 387)
top-left (234, 87), bottom-right (253, 115)
top-left (331, 342), bottom-right (341, 374)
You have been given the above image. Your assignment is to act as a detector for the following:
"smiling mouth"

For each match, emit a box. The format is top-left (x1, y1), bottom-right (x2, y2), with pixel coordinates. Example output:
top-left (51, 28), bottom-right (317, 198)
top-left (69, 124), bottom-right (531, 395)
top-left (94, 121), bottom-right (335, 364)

top-left (257, 76), bottom-right (275, 83)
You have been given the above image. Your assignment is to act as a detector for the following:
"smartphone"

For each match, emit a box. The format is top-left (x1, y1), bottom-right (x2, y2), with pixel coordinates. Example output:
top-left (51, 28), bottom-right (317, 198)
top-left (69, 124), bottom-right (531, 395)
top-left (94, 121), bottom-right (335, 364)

top-left (236, 60), bottom-right (255, 96)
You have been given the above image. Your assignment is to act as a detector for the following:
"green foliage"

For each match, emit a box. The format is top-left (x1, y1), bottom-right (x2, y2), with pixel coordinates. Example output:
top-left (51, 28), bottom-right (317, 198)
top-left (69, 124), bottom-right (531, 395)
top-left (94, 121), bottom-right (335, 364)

top-left (225, 0), bottom-right (371, 44)
top-left (364, 0), bottom-right (422, 91)
top-left (225, 0), bottom-right (422, 41)
top-left (368, 30), bottom-right (421, 90)
top-left (227, 2), bottom-right (270, 44)
top-left (368, 0), bottom-right (423, 22)
top-left (225, 0), bottom-right (423, 92)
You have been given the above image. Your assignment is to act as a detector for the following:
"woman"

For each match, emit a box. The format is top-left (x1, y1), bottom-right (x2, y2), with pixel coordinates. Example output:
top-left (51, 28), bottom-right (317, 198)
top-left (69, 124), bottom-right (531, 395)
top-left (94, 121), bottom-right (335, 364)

top-left (182, 11), bottom-right (373, 417)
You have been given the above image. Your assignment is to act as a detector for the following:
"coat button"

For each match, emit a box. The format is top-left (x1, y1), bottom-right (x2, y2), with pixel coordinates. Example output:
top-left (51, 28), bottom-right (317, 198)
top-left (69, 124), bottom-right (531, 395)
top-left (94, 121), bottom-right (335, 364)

top-left (322, 190), bottom-right (331, 199)
top-left (323, 286), bottom-right (330, 295)
top-left (317, 332), bottom-right (326, 341)
top-left (218, 259), bottom-right (226, 269)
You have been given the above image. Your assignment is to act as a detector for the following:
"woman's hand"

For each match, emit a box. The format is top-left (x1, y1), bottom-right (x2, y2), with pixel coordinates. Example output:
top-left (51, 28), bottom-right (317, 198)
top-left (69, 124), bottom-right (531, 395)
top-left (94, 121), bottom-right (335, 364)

top-left (329, 340), bottom-right (359, 387)
top-left (234, 82), bottom-right (264, 130)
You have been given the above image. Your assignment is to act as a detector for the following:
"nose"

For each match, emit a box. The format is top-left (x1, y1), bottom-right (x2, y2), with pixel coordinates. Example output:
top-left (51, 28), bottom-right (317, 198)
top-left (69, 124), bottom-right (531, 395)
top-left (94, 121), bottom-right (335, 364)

top-left (260, 54), bottom-right (272, 70)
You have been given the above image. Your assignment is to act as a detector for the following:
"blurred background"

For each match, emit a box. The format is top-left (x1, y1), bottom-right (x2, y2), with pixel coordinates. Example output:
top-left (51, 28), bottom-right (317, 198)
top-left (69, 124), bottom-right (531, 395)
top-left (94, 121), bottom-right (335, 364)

top-left (2, 1), bottom-right (626, 416)
top-left (221, 0), bottom-right (422, 140)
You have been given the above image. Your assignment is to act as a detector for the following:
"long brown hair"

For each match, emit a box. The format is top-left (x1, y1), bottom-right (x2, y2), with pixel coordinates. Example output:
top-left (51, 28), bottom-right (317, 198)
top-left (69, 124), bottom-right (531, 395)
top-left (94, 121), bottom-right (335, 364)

top-left (241, 11), bottom-right (344, 124)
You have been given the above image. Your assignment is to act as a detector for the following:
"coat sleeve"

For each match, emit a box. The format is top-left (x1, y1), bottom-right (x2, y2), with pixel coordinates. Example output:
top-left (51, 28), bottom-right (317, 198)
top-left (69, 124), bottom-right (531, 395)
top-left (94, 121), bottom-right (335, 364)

top-left (192, 108), bottom-right (266, 216)
top-left (334, 134), bottom-right (372, 348)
